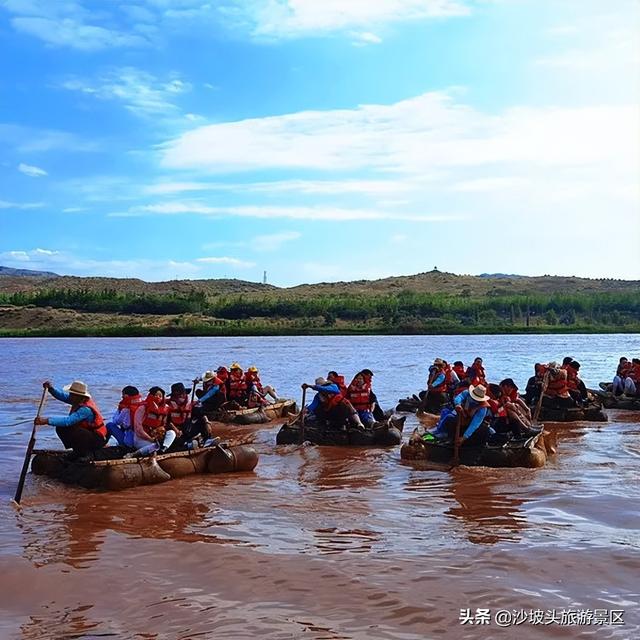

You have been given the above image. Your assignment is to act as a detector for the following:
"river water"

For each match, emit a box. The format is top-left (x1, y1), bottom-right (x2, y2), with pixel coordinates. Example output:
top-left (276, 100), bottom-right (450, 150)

top-left (0, 335), bottom-right (638, 639)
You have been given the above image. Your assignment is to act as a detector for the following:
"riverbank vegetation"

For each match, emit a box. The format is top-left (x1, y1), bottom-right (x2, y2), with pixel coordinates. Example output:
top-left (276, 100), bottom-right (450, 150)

top-left (1, 287), bottom-right (639, 336)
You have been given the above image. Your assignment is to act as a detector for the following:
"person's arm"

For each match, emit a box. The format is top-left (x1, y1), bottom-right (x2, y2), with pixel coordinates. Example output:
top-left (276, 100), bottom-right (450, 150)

top-left (428, 373), bottom-right (445, 389)
top-left (310, 383), bottom-right (339, 394)
top-left (199, 384), bottom-right (220, 404)
top-left (462, 407), bottom-right (488, 439)
top-left (133, 406), bottom-right (152, 441)
top-left (46, 406), bottom-right (94, 428)
top-left (48, 386), bottom-right (72, 405)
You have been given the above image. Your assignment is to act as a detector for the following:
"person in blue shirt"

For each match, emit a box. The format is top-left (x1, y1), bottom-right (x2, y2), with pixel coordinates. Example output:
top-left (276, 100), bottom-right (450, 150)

top-left (35, 380), bottom-right (108, 457)
top-left (431, 384), bottom-right (491, 447)
top-left (302, 377), bottom-right (365, 429)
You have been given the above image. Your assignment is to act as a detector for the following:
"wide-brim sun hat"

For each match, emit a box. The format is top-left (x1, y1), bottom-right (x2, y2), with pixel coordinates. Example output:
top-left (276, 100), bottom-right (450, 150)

top-left (433, 358), bottom-right (444, 366)
top-left (63, 380), bottom-right (91, 398)
top-left (230, 362), bottom-right (242, 370)
top-left (202, 370), bottom-right (217, 383)
top-left (315, 377), bottom-right (329, 386)
top-left (469, 384), bottom-right (488, 402)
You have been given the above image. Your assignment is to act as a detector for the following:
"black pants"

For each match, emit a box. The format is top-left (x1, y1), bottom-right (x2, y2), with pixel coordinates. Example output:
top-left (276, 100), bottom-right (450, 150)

top-left (56, 426), bottom-right (106, 456)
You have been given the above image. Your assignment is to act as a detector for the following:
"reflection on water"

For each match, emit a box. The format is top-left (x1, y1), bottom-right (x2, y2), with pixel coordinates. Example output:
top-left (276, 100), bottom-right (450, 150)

top-left (0, 336), bottom-right (639, 638)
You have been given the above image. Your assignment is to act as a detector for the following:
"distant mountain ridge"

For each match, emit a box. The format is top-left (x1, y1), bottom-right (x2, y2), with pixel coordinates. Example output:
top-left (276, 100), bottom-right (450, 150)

top-left (0, 267), bottom-right (638, 297)
top-left (0, 265), bottom-right (59, 278)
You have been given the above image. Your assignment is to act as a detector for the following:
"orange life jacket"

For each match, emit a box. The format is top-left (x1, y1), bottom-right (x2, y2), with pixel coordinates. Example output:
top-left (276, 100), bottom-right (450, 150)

top-left (142, 396), bottom-right (168, 439)
top-left (167, 398), bottom-right (192, 427)
top-left (245, 372), bottom-right (264, 394)
top-left (565, 367), bottom-right (579, 391)
top-left (329, 374), bottom-right (347, 395)
top-left (452, 364), bottom-right (466, 380)
top-left (545, 371), bottom-right (570, 398)
top-left (75, 398), bottom-right (107, 438)
top-left (228, 372), bottom-right (248, 401)
top-left (347, 379), bottom-right (372, 412)
top-left (117, 394), bottom-right (144, 430)
top-left (467, 364), bottom-right (486, 386)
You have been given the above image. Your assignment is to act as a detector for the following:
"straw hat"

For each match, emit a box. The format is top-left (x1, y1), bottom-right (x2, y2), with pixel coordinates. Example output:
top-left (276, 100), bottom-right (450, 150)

top-left (468, 384), bottom-right (488, 402)
top-left (315, 377), bottom-right (329, 386)
top-left (230, 362), bottom-right (242, 370)
top-left (63, 380), bottom-right (91, 398)
top-left (248, 366), bottom-right (259, 373)
top-left (202, 370), bottom-right (217, 383)
top-left (433, 358), bottom-right (444, 366)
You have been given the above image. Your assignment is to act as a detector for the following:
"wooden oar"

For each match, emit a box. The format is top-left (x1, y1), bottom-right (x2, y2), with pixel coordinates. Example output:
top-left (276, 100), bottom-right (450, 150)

top-left (532, 375), bottom-right (549, 426)
top-left (416, 388), bottom-right (430, 415)
top-left (451, 412), bottom-right (462, 468)
top-left (299, 386), bottom-right (307, 445)
top-left (13, 387), bottom-right (48, 505)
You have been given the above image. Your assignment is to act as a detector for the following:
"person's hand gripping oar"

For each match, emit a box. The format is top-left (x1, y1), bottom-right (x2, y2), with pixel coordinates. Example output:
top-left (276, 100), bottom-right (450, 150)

top-left (13, 385), bottom-right (48, 507)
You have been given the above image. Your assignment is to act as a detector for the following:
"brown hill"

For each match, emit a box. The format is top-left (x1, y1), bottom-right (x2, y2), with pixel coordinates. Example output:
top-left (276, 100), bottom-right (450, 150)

top-left (0, 269), bottom-right (638, 298)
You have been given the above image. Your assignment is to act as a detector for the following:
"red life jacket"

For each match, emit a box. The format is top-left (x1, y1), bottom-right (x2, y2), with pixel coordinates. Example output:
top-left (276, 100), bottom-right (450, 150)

top-left (430, 368), bottom-right (450, 393)
top-left (167, 397), bottom-right (192, 427)
top-left (347, 379), bottom-right (371, 412)
top-left (228, 373), bottom-right (248, 401)
top-left (204, 377), bottom-right (226, 401)
top-left (565, 367), bottom-right (579, 391)
top-left (619, 362), bottom-right (632, 378)
top-left (452, 364), bottom-right (466, 380)
top-left (467, 364), bottom-right (486, 386)
top-left (142, 396), bottom-right (168, 439)
top-left (245, 372), bottom-right (264, 394)
top-left (318, 387), bottom-right (345, 411)
top-left (545, 371), bottom-right (570, 398)
top-left (329, 375), bottom-right (347, 395)
top-left (117, 394), bottom-right (144, 430)
top-left (75, 398), bottom-right (107, 438)
top-left (629, 363), bottom-right (640, 383)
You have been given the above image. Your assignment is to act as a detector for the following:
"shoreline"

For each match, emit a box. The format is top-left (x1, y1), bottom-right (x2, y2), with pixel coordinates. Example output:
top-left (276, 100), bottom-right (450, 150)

top-left (2, 325), bottom-right (639, 338)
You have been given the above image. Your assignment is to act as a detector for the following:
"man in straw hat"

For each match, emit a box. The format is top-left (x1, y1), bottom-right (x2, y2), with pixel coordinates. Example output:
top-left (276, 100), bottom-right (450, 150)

top-left (36, 380), bottom-right (108, 458)
top-left (430, 383), bottom-right (491, 447)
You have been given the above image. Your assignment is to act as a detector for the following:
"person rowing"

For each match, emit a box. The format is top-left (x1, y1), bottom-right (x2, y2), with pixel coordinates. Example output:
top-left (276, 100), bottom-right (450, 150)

top-left (35, 380), bottom-right (108, 459)
top-left (303, 377), bottom-right (366, 430)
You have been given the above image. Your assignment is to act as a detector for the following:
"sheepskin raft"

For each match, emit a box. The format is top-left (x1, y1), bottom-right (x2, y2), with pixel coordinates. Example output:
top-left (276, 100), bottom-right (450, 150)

top-left (401, 428), bottom-right (552, 468)
top-left (590, 385), bottom-right (640, 410)
top-left (30, 444), bottom-right (259, 491)
top-left (206, 399), bottom-right (297, 424)
top-left (276, 415), bottom-right (405, 447)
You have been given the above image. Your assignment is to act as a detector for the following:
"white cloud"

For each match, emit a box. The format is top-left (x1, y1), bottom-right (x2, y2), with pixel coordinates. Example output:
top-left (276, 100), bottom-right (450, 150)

top-left (161, 92), bottom-right (638, 183)
top-left (195, 256), bottom-right (255, 267)
top-left (18, 162), bottom-right (48, 177)
top-left (251, 231), bottom-right (301, 251)
top-left (351, 31), bottom-right (382, 46)
top-left (114, 201), bottom-right (461, 222)
top-left (241, 0), bottom-right (471, 39)
top-left (0, 247), bottom-right (231, 281)
top-left (61, 67), bottom-right (192, 118)
top-left (0, 123), bottom-right (101, 153)
top-left (10, 16), bottom-right (147, 51)
top-left (0, 200), bottom-right (44, 210)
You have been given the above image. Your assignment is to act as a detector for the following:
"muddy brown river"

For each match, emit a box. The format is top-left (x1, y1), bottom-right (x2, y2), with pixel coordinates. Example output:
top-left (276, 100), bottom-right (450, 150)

top-left (0, 336), bottom-right (638, 638)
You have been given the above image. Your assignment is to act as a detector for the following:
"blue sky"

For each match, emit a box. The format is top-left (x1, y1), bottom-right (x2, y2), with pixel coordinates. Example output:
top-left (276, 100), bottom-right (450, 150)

top-left (1, 0), bottom-right (638, 285)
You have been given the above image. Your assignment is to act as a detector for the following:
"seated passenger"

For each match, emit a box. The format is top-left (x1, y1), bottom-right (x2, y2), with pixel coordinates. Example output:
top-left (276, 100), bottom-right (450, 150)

top-left (226, 363), bottom-right (248, 406)
top-left (303, 377), bottom-right (365, 429)
top-left (418, 358), bottom-right (450, 414)
top-left (245, 366), bottom-right (278, 406)
top-left (129, 386), bottom-right (176, 457)
top-left (106, 385), bottom-right (143, 448)
top-left (36, 380), bottom-right (108, 458)
top-left (327, 370), bottom-right (347, 395)
top-left (495, 379), bottom-right (537, 438)
top-left (197, 370), bottom-right (226, 411)
top-left (167, 382), bottom-right (210, 447)
top-left (347, 371), bottom-right (375, 427)
top-left (360, 368), bottom-right (385, 421)
top-left (525, 363), bottom-right (546, 407)
top-left (566, 361), bottom-right (588, 403)
top-left (542, 363), bottom-right (575, 409)
top-left (613, 357), bottom-right (637, 397)
top-left (433, 384), bottom-right (491, 447)
top-left (465, 357), bottom-right (487, 387)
